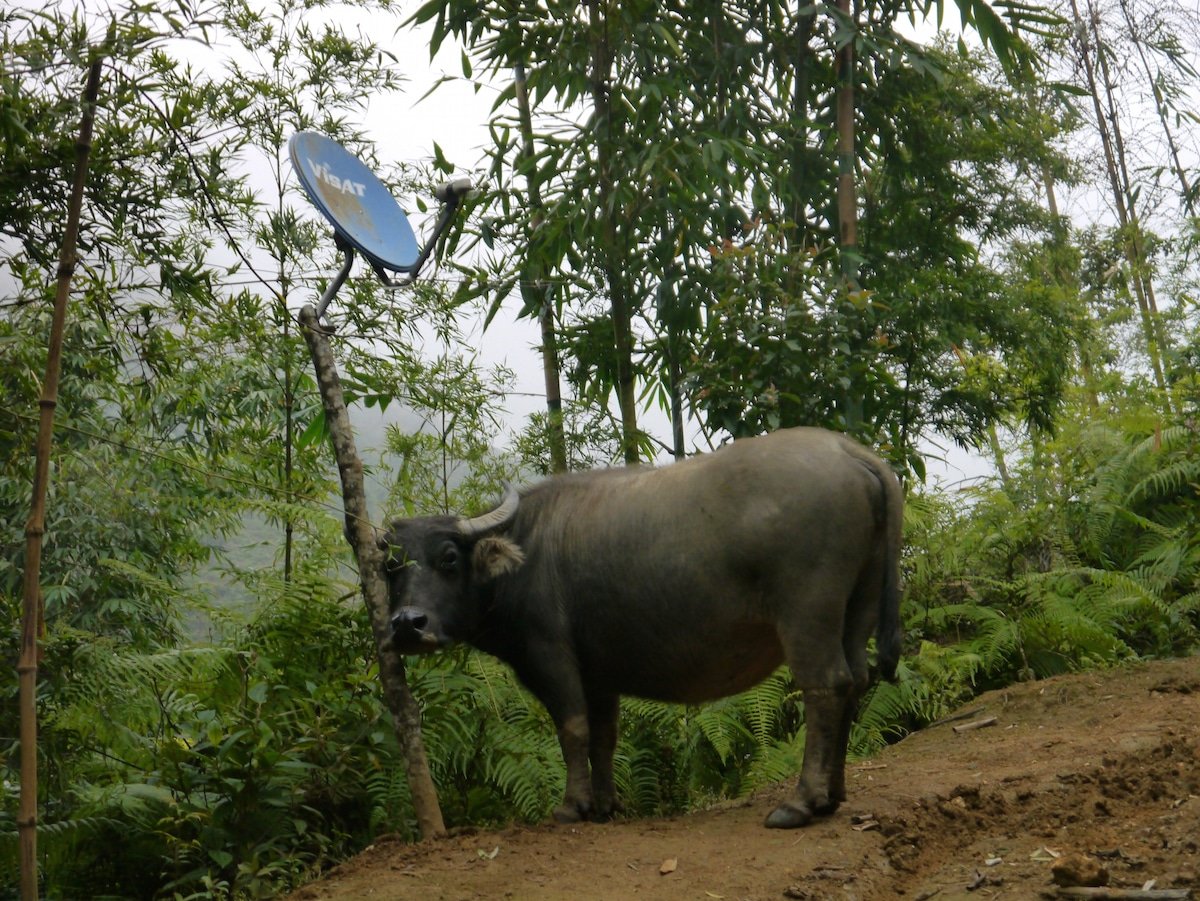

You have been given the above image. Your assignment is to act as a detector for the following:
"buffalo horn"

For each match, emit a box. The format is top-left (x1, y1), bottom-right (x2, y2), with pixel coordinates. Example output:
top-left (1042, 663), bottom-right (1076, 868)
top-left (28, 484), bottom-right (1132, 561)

top-left (457, 485), bottom-right (520, 537)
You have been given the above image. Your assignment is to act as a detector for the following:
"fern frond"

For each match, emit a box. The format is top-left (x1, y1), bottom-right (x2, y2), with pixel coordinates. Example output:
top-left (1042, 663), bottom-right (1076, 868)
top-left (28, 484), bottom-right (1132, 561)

top-left (689, 699), bottom-right (747, 764)
top-left (1126, 458), bottom-right (1200, 507)
top-left (736, 667), bottom-right (792, 749)
top-left (1128, 424), bottom-right (1196, 460)
top-left (742, 731), bottom-right (804, 795)
top-left (849, 681), bottom-right (915, 757)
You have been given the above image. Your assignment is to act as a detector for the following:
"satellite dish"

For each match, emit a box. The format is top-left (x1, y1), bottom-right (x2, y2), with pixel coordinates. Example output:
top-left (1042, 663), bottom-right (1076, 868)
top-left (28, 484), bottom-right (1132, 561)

top-left (289, 131), bottom-right (420, 273)
top-left (290, 131), bottom-right (475, 321)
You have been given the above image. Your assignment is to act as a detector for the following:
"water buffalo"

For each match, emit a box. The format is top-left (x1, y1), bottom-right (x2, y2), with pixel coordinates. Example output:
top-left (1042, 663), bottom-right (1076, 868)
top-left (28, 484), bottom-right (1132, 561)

top-left (380, 426), bottom-right (902, 828)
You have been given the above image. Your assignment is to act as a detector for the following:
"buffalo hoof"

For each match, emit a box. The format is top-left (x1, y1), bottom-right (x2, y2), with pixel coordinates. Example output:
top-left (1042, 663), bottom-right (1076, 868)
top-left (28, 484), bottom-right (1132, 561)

top-left (764, 801), bottom-right (814, 829)
top-left (590, 796), bottom-right (625, 822)
top-left (552, 802), bottom-right (587, 824)
top-left (813, 796), bottom-right (841, 816)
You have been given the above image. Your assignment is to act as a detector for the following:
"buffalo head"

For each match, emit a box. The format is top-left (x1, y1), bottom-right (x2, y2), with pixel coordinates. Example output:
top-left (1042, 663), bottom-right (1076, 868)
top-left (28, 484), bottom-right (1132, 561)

top-left (378, 486), bottom-right (525, 654)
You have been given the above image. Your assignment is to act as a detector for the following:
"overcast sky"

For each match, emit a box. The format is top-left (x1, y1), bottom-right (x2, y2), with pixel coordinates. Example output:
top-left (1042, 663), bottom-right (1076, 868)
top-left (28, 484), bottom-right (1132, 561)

top-left (354, 16), bottom-right (993, 483)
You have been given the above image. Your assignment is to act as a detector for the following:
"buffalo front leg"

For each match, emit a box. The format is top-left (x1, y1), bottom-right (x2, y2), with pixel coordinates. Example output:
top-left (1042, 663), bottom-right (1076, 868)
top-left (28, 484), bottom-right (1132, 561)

top-left (552, 712), bottom-right (595, 823)
top-left (766, 686), bottom-right (850, 828)
top-left (516, 652), bottom-right (595, 823)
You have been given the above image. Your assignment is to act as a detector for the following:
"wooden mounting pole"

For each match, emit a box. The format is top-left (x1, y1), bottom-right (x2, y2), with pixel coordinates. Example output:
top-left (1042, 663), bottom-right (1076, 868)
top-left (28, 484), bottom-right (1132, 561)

top-left (297, 305), bottom-right (445, 839)
top-left (17, 54), bottom-right (104, 901)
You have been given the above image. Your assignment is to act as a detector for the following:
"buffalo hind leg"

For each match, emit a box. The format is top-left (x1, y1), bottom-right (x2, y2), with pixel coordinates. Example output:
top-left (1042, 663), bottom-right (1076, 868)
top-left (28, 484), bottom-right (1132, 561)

top-left (828, 649), bottom-right (873, 805)
top-left (767, 598), bottom-right (856, 829)
top-left (829, 569), bottom-right (883, 804)
top-left (765, 684), bottom-right (851, 828)
top-left (828, 682), bottom-right (866, 805)
top-left (586, 691), bottom-right (623, 820)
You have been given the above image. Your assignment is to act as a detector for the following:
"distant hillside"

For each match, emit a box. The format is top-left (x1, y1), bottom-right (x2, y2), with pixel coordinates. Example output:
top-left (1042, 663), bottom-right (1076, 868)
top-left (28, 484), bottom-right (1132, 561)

top-left (185, 400), bottom-right (425, 633)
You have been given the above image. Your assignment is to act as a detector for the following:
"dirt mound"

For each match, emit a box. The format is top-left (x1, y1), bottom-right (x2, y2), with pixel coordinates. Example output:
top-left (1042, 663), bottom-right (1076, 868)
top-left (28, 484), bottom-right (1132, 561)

top-left (285, 657), bottom-right (1200, 901)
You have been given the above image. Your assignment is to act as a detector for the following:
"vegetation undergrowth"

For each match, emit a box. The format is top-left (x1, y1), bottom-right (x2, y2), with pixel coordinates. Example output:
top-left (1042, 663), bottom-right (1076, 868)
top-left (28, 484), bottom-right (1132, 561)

top-left (7, 403), bottom-right (1200, 897)
top-left (4, 0), bottom-right (1199, 897)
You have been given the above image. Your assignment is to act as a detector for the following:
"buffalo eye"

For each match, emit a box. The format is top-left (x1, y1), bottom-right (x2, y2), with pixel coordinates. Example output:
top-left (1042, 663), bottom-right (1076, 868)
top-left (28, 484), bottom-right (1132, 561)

top-left (437, 543), bottom-right (461, 573)
top-left (383, 545), bottom-right (412, 575)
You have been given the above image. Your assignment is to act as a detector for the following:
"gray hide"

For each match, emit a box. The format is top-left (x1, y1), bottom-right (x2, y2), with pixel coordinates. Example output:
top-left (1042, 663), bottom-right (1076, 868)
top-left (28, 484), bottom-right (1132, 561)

top-left (381, 426), bottom-right (903, 828)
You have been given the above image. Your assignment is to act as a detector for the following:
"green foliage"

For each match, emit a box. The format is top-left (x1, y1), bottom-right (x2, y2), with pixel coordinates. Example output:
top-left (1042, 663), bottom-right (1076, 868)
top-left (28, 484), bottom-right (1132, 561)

top-left (615, 668), bottom-right (805, 812)
top-left (691, 41), bottom-right (1081, 468)
top-left (419, 2), bottom-right (1077, 466)
top-left (900, 410), bottom-right (1200, 713)
top-left (3, 0), bottom-right (1199, 896)
top-left (410, 652), bottom-right (563, 824)
top-left (2, 569), bottom-right (396, 899)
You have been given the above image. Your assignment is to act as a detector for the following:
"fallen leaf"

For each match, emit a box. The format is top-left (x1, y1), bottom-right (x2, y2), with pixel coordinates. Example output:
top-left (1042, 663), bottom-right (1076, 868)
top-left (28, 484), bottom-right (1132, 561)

top-left (1029, 846), bottom-right (1061, 862)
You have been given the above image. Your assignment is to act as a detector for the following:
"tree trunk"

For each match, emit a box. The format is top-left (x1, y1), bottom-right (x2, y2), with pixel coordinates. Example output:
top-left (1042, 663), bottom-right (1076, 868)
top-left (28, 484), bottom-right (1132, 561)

top-left (514, 62), bottom-right (568, 474)
top-left (18, 54), bottom-right (104, 901)
top-left (586, 0), bottom-right (640, 463)
top-left (786, 6), bottom-right (818, 263)
top-left (835, 0), bottom-right (858, 286)
top-left (1089, 6), bottom-right (1171, 370)
top-left (283, 310), bottom-right (295, 580)
top-left (669, 345), bottom-right (686, 460)
top-left (297, 305), bottom-right (445, 840)
top-left (1042, 155), bottom-right (1102, 412)
top-left (1115, 0), bottom-right (1196, 218)
top-left (834, 0), bottom-right (864, 431)
top-left (1070, 0), bottom-right (1171, 409)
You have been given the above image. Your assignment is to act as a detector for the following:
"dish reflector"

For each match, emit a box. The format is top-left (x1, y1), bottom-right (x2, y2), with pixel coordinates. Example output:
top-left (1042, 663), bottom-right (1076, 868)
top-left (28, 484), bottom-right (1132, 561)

top-left (289, 131), bottom-right (420, 273)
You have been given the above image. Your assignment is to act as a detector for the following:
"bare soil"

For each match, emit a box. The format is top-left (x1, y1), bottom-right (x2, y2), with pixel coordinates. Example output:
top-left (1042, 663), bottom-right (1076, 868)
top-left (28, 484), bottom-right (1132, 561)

top-left (286, 655), bottom-right (1200, 901)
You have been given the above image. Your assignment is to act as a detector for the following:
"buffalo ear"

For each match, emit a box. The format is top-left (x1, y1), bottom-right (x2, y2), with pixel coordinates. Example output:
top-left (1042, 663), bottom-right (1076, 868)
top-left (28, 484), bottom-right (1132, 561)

top-left (472, 536), bottom-right (525, 581)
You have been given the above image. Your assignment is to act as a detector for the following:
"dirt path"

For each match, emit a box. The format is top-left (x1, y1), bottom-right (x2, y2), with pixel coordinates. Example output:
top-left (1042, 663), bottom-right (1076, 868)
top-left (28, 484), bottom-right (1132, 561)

top-left (286, 656), bottom-right (1200, 900)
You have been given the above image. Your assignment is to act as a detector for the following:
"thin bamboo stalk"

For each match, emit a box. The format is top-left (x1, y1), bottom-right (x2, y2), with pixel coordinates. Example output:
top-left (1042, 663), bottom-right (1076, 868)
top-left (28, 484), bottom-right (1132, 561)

top-left (1115, 0), bottom-right (1196, 217)
top-left (18, 54), bottom-right (105, 901)
top-left (1070, 0), bottom-right (1171, 408)
top-left (835, 0), bottom-right (858, 286)
top-left (586, 0), bottom-right (640, 464)
top-left (835, 0), bottom-right (864, 430)
top-left (514, 62), bottom-right (568, 474)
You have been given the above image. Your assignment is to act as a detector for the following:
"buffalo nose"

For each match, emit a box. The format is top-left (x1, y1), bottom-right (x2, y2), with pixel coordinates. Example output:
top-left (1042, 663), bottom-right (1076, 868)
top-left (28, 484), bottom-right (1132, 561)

top-left (392, 608), bottom-right (428, 635)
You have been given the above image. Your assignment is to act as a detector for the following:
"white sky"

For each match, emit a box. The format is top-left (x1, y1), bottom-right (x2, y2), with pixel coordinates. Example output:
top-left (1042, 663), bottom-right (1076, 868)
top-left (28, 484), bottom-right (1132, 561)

top-left (361, 14), bottom-right (992, 483)
top-left (362, 18), bottom-right (559, 440)
top-left (0, 1), bottom-right (1000, 483)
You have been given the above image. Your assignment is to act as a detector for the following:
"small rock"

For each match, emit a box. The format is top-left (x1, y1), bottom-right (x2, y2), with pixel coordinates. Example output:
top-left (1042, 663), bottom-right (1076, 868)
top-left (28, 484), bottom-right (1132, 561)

top-left (1050, 853), bottom-right (1109, 887)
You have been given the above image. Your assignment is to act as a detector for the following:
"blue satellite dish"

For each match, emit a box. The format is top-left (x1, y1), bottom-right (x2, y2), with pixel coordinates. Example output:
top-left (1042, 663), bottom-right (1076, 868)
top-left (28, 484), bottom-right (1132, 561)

top-left (289, 131), bottom-right (420, 273)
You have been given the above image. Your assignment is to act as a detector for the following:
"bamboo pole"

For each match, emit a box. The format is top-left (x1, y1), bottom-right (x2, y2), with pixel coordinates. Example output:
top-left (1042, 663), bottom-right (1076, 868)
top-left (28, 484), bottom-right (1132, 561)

top-left (297, 305), bottom-right (446, 839)
top-left (1115, 0), bottom-right (1196, 218)
top-left (834, 0), bottom-right (864, 431)
top-left (513, 62), bottom-right (568, 474)
top-left (18, 54), bottom-right (105, 901)
top-left (1069, 0), bottom-right (1171, 409)
top-left (585, 0), bottom-right (640, 465)
top-left (834, 0), bottom-right (858, 285)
